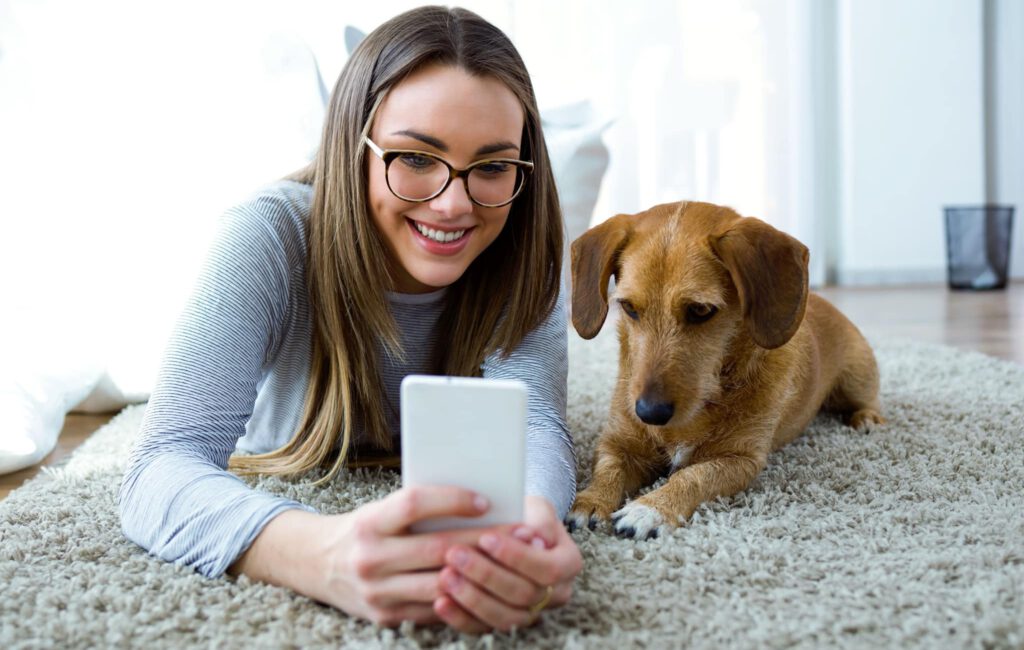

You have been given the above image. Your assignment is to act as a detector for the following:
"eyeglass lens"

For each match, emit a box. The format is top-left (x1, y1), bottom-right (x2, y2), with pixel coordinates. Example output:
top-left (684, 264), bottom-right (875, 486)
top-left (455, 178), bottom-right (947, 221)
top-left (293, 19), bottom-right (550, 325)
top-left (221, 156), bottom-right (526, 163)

top-left (387, 153), bottom-right (524, 206)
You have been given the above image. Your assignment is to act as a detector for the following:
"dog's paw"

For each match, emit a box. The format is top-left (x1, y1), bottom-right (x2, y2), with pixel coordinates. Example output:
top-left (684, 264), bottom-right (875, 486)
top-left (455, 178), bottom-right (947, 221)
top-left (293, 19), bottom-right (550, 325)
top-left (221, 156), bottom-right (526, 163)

top-left (565, 490), bottom-right (619, 532)
top-left (848, 408), bottom-right (886, 432)
top-left (564, 510), bottom-right (602, 533)
top-left (610, 502), bottom-right (665, 540)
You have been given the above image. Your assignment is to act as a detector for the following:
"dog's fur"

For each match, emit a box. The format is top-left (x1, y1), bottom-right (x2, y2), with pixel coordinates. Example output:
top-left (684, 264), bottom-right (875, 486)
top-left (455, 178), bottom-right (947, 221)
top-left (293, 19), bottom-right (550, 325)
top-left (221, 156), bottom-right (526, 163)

top-left (566, 201), bottom-right (885, 539)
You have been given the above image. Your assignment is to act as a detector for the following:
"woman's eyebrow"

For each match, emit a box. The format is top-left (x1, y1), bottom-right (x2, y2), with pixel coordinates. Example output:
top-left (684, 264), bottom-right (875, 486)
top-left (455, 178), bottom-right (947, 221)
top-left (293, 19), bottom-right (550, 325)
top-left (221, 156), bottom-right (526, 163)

top-left (393, 129), bottom-right (447, 151)
top-left (475, 141), bottom-right (519, 156)
top-left (391, 129), bottom-right (519, 156)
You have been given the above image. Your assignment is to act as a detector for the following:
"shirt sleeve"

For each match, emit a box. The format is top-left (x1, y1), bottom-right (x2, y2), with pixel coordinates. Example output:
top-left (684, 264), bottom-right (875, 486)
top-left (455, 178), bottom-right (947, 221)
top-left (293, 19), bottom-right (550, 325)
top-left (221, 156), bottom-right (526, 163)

top-left (482, 285), bottom-right (576, 520)
top-left (118, 191), bottom-right (317, 579)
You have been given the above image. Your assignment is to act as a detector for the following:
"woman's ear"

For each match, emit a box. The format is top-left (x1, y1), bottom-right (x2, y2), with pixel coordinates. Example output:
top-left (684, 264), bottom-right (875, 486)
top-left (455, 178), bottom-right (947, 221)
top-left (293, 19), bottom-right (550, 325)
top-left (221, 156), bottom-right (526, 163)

top-left (709, 217), bottom-right (809, 349)
top-left (570, 214), bottom-right (633, 339)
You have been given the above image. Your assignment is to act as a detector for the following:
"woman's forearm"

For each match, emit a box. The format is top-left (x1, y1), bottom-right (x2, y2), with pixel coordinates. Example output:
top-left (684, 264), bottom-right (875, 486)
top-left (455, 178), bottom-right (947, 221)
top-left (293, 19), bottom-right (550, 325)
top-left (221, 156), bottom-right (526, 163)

top-left (228, 509), bottom-right (329, 602)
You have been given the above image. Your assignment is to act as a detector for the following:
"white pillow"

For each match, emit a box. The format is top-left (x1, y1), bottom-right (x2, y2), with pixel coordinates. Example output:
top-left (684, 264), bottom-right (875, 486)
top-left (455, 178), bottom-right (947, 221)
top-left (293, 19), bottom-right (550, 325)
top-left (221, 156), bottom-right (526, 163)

top-left (75, 31), bottom-right (328, 411)
top-left (0, 32), bottom-right (326, 476)
top-left (0, 316), bottom-right (103, 474)
top-left (541, 100), bottom-right (612, 281)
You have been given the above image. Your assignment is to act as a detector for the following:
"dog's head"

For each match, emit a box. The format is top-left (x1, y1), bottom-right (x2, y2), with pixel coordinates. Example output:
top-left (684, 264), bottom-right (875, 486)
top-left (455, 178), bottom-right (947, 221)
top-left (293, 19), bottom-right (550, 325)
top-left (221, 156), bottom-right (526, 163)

top-left (571, 201), bottom-right (809, 428)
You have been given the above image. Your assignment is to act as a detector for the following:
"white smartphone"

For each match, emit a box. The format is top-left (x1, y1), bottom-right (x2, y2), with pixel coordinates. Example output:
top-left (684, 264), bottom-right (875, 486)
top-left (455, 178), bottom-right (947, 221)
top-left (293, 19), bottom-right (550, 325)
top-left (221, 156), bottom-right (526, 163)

top-left (400, 375), bottom-right (527, 533)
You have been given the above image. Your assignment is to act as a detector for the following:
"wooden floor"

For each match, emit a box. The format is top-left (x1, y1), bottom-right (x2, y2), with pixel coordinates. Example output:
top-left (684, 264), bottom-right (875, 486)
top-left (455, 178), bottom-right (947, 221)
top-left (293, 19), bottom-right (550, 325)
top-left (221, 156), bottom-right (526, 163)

top-left (1, 281), bottom-right (1021, 502)
top-left (816, 281), bottom-right (1024, 364)
top-left (1, 413), bottom-right (117, 500)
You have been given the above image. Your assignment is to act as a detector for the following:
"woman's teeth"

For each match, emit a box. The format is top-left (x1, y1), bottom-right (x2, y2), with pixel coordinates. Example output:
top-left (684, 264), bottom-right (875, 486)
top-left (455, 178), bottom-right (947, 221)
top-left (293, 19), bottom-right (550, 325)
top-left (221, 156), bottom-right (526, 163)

top-left (415, 222), bottom-right (467, 243)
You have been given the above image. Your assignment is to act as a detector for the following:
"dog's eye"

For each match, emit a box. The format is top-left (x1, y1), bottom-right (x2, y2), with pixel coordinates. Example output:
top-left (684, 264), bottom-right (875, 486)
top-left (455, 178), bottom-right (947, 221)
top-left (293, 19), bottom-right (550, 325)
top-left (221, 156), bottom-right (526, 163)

top-left (618, 300), bottom-right (639, 320)
top-left (685, 303), bottom-right (718, 325)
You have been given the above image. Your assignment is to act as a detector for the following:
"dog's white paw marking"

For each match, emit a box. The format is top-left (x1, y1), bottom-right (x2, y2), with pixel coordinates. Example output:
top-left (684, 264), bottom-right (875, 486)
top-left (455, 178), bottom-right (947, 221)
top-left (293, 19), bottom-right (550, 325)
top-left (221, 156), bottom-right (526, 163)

top-left (669, 444), bottom-right (694, 473)
top-left (612, 502), bottom-right (664, 539)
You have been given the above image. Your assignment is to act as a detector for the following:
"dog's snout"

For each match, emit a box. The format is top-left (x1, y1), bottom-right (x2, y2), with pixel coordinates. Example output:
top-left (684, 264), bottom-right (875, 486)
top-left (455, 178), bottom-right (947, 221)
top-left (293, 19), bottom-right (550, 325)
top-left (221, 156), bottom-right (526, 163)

top-left (635, 398), bottom-right (675, 426)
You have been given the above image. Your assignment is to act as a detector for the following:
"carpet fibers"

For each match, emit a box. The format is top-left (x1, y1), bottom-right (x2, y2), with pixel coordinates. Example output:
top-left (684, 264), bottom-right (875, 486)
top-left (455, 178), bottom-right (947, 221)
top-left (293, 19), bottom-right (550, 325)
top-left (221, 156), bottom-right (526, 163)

top-left (2, 328), bottom-right (1022, 649)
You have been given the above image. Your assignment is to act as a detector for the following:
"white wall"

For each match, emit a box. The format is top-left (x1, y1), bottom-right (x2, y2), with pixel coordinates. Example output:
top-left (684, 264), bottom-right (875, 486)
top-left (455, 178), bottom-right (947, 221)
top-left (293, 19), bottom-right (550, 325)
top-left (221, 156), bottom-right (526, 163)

top-left (988, 0), bottom-right (1024, 279)
top-left (835, 0), bottom-right (987, 285)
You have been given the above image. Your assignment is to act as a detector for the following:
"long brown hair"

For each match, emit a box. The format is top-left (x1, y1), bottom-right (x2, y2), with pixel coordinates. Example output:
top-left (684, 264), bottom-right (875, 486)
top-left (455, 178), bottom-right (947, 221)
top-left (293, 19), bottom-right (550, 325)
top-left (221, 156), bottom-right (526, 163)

top-left (228, 6), bottom-right (563, 484)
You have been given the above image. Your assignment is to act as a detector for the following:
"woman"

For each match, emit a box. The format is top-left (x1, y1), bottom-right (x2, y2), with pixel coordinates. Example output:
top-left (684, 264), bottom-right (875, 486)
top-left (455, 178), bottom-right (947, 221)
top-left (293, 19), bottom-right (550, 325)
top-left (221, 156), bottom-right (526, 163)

top-left (118, 5), bottom-right (582, 635)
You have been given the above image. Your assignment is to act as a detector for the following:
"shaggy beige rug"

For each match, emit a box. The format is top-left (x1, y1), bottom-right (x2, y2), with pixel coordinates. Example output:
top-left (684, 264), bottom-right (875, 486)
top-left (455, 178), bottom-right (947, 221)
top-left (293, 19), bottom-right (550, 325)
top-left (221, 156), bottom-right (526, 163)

top-left (1, 327), bottom-right (1022, 649)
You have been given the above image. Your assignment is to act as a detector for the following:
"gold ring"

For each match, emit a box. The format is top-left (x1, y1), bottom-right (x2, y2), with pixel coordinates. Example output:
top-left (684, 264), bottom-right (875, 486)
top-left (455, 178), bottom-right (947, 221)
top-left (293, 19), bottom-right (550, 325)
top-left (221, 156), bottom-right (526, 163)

top-left (528, 584), bottom-right (554, 617)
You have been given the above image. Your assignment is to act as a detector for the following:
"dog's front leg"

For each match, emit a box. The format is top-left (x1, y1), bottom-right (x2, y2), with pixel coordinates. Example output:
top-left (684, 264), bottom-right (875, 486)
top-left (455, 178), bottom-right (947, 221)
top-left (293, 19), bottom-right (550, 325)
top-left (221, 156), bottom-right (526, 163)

top-left (566, 424), bottom-right (664, 532)
top-left (612, 452), bottom-right (765, 539)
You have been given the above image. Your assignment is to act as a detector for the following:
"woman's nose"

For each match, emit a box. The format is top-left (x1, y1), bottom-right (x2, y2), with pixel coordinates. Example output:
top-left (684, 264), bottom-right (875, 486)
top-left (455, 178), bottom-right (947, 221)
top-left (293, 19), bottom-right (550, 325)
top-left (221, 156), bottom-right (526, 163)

top-left (428, 176), bottom-right (474, 218)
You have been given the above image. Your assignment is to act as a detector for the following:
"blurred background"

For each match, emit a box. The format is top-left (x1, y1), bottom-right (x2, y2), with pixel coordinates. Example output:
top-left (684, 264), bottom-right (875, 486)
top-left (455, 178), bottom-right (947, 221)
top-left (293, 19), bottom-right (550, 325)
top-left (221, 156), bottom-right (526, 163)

top-left (0, 1), bottom-right (1021, 482)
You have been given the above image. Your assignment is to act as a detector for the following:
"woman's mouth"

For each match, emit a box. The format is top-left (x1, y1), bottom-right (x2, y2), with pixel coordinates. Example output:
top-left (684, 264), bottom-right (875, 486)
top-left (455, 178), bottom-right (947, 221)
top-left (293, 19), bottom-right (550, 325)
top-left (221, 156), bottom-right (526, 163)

top-left (413, 221), bottom-right (467, 243)
top-left (407, 218), bottom-right (473, 255)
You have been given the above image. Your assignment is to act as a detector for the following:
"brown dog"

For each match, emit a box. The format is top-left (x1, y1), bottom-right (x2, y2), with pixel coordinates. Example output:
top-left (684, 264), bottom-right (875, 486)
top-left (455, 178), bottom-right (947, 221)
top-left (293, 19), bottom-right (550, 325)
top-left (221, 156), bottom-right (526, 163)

top-left (566, 201), bottom-right (884, 539)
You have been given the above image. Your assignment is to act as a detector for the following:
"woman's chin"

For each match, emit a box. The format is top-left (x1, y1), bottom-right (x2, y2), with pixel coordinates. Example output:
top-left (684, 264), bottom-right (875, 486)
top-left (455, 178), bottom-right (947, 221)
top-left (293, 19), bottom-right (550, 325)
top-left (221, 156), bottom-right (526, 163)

top-left (401, 264), bottom-right (468, 293)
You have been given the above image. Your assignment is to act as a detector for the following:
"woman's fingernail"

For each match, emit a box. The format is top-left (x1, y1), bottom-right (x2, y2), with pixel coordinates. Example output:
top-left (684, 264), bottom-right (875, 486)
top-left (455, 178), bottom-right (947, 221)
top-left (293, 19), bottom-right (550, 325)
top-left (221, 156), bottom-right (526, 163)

top-left (513, 527), bottom-right (532, 542)
top-left (474, 495), bottom-right (490, 512)
top-left (480, 534), bottom-right (499, 552)
top-left (532, 537), bottom-right (546, 549)
top-left (451, 548), bottom-right (468, 568)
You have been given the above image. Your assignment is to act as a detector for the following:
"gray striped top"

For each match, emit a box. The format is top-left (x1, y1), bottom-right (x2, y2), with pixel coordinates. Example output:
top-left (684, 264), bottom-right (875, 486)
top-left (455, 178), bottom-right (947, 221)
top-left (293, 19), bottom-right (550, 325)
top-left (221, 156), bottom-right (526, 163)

top-left (118, 180), bottom-right (575, 579)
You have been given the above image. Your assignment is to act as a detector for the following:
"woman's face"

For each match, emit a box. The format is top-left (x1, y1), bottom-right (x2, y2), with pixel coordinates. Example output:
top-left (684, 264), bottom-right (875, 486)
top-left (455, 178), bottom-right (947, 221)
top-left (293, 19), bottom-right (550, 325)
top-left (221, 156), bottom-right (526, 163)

top-left (367, 64), bottom-right (525, 293)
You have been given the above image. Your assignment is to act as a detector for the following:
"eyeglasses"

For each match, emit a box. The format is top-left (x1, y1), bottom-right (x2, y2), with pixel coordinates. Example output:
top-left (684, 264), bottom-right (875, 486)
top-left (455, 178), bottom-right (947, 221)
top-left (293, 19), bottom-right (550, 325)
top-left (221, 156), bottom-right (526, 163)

top-left (363, 136), bottom-right (534, 208)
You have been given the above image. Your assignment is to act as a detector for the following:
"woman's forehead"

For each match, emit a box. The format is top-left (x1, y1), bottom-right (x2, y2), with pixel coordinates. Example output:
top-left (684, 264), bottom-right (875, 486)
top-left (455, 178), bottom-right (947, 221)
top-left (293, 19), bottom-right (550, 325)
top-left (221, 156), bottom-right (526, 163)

top-left (373, 64), bottom-right (525, 151)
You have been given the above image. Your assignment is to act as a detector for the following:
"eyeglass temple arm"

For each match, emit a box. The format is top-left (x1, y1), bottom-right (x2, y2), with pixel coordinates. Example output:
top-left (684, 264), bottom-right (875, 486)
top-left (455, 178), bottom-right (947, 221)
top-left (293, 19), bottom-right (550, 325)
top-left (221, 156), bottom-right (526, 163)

top-left (363, 136), bottom-right (385, 159)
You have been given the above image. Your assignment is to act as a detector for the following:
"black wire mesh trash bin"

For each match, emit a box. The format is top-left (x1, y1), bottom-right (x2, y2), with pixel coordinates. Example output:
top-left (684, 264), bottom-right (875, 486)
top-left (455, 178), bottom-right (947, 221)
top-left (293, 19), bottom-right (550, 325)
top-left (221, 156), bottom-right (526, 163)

top-left (944, 205), bottom-right (1015, 290)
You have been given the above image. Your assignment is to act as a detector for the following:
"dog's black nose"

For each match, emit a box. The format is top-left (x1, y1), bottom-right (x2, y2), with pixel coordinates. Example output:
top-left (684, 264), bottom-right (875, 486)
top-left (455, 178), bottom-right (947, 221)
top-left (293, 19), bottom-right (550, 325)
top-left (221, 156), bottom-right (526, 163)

top-left (635, 398), bottom-right (674, 425)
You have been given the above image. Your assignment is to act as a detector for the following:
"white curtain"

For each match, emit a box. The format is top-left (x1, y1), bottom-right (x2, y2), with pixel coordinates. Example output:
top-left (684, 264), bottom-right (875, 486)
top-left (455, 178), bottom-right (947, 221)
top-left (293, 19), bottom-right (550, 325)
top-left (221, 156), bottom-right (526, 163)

top-left (506, 0), bottom-right (823, 284)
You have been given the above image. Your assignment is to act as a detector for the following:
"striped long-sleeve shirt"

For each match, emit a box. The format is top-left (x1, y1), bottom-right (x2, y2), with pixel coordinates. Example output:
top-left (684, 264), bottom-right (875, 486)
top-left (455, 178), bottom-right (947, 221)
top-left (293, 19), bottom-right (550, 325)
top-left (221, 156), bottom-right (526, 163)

top-left (117, 179), bottom-right (575, 578)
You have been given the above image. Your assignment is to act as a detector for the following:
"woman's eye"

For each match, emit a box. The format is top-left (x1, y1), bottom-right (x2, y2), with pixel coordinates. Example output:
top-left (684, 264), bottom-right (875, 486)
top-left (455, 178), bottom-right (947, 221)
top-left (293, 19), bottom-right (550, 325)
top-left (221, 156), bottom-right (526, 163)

top-left (474, 161), bottom-right (512, 176)
top-left (685, 303), bottom-right (718, 325)
top-left (618, 300), bottom-right (639, 320)
top-left (397, 153), bottom-right (437, 170)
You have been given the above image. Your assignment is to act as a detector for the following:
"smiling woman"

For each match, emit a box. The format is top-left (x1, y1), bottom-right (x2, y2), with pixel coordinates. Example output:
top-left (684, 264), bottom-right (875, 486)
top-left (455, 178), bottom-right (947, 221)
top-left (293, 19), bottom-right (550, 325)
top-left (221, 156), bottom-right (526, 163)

top-left (362, 64), bottom-right (528, 293)
top-left (116, 5), bottom-right (582, 635)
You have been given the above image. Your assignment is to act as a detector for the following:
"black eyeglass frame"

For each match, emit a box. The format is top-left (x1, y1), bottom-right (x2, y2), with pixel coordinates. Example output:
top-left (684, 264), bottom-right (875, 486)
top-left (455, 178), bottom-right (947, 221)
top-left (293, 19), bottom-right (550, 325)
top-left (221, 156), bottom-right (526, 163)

top-left (363, 136), bottom-right (534, 208)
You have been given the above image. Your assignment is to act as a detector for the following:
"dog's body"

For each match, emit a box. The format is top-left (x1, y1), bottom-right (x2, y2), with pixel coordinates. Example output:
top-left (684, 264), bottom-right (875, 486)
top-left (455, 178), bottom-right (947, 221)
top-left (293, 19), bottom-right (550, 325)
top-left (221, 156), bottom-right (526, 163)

top-left (567, 201), bottom-right (884, 538)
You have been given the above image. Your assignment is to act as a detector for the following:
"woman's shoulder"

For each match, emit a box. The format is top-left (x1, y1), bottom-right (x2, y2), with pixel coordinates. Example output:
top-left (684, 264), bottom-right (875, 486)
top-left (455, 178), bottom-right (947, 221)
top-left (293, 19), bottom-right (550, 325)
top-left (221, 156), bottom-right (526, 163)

top-left (215, 179), bottom-right (313, 268)
top-left (231, 179), bottom-right (313, 243)
top-left (244, 178), bottom-right (314, 216)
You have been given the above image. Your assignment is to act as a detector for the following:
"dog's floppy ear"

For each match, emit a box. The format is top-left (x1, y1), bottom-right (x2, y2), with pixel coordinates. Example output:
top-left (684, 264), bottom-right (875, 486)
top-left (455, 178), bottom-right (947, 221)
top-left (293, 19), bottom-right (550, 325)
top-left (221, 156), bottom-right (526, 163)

top-left (570, 214), bottom-right (633, 339)
top-left (710, 217), bottom-right (810, 349)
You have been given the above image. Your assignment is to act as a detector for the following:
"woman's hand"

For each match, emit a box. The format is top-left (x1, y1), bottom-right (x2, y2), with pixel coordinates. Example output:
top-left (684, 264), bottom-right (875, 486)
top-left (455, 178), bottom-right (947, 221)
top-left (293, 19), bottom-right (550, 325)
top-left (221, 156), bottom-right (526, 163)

top-left (322, 485), bottom-right (531, 627)
top-left (232, 485), bottom-right (506, 628)
top-left (434, 495), bottom-right (584, 633)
